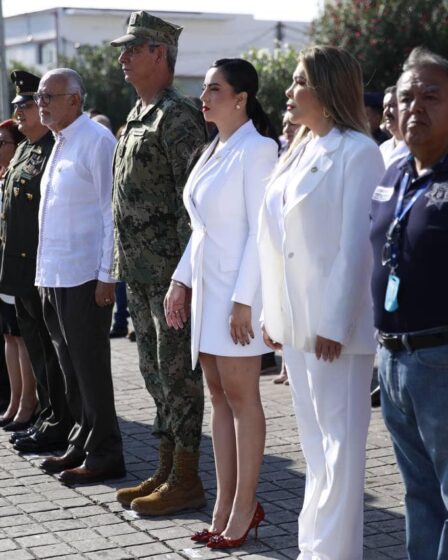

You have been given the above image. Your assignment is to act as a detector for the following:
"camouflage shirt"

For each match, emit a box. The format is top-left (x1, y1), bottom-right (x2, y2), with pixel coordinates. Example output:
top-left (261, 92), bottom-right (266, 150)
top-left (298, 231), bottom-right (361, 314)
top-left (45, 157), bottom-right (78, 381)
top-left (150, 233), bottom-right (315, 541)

top-left (112, 87), bottom-right (207, 286)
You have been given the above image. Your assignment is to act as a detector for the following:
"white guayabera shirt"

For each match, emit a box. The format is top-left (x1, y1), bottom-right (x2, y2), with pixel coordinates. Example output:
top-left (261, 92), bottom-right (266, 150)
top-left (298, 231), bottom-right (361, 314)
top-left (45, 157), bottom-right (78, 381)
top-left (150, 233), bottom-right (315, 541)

top-left (35, 113), bottom-right (116, 288)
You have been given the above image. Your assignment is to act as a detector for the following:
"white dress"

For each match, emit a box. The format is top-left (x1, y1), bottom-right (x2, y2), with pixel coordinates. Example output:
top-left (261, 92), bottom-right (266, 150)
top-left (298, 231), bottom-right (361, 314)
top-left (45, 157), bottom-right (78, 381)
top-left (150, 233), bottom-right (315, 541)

top-left (173, 120), bottom-right (278, 367)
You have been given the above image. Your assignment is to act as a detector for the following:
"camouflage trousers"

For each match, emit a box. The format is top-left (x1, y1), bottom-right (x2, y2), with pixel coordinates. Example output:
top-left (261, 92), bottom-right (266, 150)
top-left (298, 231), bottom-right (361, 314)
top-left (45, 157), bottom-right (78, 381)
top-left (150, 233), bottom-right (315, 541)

top-left (127, 281), bottom-right (204, 452)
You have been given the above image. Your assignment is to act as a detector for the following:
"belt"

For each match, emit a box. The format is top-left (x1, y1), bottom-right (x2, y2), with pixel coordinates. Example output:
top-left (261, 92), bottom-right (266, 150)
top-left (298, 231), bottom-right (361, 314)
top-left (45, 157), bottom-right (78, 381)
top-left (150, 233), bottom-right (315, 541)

top-left (378, 329), bottom-right (448, 352)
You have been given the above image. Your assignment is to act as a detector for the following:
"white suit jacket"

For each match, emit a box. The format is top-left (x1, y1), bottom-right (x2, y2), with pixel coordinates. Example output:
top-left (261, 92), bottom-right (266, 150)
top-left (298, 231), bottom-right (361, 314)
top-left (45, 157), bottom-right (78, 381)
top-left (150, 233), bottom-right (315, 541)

top-left (173, 120), bottom-right (278, 366)
top-left (258, 128), bottom-right (385, 355)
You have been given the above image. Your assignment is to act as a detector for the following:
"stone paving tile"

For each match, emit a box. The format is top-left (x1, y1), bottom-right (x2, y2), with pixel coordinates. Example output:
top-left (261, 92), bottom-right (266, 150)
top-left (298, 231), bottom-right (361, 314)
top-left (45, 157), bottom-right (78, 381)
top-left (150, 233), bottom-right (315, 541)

top-left (86, 550), bottom-right (135, 559)
top-left (363, 550), bottom-right (392, 559)
top-left (7, 492), bottom-right (51, 505)
top-left (123, 542), bottom-right (172, 556)
top-left (95, 523), bottom-right (139, 537)
top-left (29, 542), bottom-right (77, 558)
top-left (19, 500), bottom-right (60, 513)
top-left (71, 537), bottom-right (120, 553)
top-left (0, 513), bottom-right (32, 528)
top-left (110, 532), bottom-right (154, 546)
top-left (46, 556), bottom-right (88, 560)
top-left (44, 519), bottom-right (89, 532)
top-left (364, 532), bottom-right (403, 549)
top-left (81, 514), bottom-right (122, 528)
top-left (380, 546), bottom-right (407, 559)
top-left (147, 526), bottom-right (191, 541)
top-left (55, 528), bottom-right (101, 542)
top-left (0, 537), bottom-right (18, 551)
top-left (66, 506), bottom-right (107, 517)
top-left (0, 551), bottom-right (34, 560)
top-left (55, 497), bottom-right (93, 509)
top-left (16, 532), bottom-right (60, 548)
top-left (139, 554), bottom-right (186, 560)
top-left (0, 505), bottom-right (20, 517)
top-left (0, 341), bottom-right (408, 559)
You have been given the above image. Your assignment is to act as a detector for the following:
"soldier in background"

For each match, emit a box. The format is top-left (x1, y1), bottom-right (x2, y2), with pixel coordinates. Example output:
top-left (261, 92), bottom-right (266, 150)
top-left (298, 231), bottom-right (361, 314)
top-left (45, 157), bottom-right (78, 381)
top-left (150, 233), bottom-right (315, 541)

top-left (0, 71), bottom-right (72, 454)
top-left (111, 11), bottom-right (207, 515)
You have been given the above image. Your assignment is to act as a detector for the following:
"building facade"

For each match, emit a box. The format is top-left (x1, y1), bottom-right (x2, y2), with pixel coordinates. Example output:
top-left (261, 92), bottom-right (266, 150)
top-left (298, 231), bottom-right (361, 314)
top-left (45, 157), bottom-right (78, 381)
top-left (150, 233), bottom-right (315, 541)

top-left (5, 7), bottom-right (308, 95)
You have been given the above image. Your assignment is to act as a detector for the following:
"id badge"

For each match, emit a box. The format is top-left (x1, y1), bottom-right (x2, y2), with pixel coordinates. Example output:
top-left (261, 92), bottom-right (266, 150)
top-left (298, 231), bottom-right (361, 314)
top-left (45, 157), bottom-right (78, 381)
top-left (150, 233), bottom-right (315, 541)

top-left (384, 274), bottom-right (400, 312)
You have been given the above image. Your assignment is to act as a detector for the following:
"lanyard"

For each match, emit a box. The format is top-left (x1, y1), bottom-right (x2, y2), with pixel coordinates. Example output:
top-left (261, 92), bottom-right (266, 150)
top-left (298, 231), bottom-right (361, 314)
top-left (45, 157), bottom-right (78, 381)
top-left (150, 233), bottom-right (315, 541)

top-left (394, 172), bottom-right (431, 222)
top-left (384, 172), bottom-right (433, 272)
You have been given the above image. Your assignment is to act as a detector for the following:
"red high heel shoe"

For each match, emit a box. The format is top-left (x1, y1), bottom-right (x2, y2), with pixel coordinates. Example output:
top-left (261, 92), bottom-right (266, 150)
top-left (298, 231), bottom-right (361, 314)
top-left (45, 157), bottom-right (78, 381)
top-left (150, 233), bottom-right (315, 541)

top-left (191, 528), bottom-right (220, 543)
top-left (206, 503), bottom-right (265, 549)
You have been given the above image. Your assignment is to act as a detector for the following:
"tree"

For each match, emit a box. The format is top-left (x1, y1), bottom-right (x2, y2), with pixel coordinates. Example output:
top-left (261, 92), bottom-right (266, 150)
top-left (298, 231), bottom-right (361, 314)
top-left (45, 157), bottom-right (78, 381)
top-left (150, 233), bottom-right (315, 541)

top-left (310, 0), bottom-right (448, 91)
top-left (243, 44), bottom-right (298, 134)
top-left (60, 42), bottom-right (136, 132)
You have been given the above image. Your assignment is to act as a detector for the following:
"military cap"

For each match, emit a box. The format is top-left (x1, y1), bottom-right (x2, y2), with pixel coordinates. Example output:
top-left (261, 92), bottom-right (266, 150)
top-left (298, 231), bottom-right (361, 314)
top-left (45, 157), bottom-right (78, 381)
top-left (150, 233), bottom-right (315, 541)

top-left (110, 11), bottom-right (182, 48)
top-left (10, 70), bottom-right (41, 104)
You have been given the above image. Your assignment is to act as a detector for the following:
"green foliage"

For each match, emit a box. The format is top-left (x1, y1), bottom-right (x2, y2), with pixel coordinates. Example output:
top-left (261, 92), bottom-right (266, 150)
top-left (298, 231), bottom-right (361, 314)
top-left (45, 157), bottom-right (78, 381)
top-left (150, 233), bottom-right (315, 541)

top-left (243, 44), bottom-right (298, 134)
top-left (60, 42), bottom-right (136, 132)
top-left (311, 0), bottom-right (448, 91)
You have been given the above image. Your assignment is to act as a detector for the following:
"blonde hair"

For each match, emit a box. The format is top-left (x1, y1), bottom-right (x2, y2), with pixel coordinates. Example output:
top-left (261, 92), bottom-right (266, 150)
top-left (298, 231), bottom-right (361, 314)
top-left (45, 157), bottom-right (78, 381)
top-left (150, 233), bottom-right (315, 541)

top-left (288, 46), bottom-right (369, 153)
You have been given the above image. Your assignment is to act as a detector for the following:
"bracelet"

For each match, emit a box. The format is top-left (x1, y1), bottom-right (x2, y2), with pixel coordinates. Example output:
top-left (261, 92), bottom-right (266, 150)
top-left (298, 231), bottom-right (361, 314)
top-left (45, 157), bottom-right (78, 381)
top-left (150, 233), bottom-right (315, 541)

top-left (171, 279), bottom-right (187, 289)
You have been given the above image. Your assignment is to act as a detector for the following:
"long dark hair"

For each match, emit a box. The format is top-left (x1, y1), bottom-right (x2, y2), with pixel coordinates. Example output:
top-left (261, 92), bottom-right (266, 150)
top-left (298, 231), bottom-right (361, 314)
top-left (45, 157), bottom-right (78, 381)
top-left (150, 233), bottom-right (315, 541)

top-left (211, 58), bottom-right (279, 145)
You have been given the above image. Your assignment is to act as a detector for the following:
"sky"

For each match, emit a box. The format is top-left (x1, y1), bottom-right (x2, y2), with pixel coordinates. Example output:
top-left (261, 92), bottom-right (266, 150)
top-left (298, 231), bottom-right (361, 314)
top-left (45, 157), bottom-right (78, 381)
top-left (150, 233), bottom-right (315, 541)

top-left (2, 0), bottom-right (323, 22)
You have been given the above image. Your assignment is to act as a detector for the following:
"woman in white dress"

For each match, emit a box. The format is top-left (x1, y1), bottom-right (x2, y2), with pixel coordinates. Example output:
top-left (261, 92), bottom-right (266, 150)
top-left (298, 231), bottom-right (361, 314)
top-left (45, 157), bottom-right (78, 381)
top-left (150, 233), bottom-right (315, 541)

top-left (258, 46), bottom-right (385, 560)
top-left (164, 58), bottom-right (278, 548)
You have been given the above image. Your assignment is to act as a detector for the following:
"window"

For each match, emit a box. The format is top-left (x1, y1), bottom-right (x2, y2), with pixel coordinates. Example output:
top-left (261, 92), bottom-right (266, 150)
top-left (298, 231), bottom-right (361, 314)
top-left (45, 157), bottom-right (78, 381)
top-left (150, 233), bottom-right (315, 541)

top-left (37, 42), bottom-right (56, 65)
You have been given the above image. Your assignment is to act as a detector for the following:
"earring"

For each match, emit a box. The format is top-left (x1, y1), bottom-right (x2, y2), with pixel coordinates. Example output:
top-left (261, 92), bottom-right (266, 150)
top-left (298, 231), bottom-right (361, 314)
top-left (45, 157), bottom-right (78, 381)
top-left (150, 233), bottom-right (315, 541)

top-left (323, 108), bottom-right (330, 119)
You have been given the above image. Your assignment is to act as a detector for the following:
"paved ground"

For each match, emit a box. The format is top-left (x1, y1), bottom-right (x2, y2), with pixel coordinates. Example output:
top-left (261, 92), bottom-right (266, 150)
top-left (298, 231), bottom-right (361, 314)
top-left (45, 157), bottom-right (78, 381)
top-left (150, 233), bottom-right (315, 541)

top-left (0, 339), bottom-right (407, 560)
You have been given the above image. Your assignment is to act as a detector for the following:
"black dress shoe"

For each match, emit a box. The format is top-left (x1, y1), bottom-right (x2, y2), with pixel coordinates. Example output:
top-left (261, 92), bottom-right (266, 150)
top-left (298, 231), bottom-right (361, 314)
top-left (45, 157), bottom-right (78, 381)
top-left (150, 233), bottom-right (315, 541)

top-left (59, 464), bottom-right (126, 485)
top-left (40, 448), bottom-right (86, 474)
top-left (0, 415), bottom-right (14, 428)
top-left (109, 327), bottom-right (128, 338)
top-left (4, 418), bottom-right (35, 432)
top-left (9, 426), bottom-right (37, 444)
top-left (13, 431), bottom-right (67, 453)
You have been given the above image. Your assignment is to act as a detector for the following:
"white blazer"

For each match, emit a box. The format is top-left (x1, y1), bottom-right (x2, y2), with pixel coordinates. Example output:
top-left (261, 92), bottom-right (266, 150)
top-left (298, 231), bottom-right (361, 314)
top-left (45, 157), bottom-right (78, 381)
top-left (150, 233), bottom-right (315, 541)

top-left (258, 128), bottom-right (385, 355)
top-left (173, 120), bottom-right (278, 367)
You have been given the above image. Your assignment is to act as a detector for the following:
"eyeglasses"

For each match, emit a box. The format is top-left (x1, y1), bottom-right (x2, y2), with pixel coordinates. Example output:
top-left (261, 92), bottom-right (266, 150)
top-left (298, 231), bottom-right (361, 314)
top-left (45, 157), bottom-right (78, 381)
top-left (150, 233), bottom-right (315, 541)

top-left (0, 140), bottom-right (15, 148)
top-left (119, 43), bottom-right (161, 57)
top-left (32, 93), bottom-right (75, 106)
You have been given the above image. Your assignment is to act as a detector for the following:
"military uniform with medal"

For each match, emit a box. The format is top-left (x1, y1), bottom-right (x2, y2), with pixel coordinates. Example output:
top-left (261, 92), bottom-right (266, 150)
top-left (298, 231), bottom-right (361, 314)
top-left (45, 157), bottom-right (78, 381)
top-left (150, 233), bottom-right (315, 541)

top-left (0, 71), bottom-right (72, 452)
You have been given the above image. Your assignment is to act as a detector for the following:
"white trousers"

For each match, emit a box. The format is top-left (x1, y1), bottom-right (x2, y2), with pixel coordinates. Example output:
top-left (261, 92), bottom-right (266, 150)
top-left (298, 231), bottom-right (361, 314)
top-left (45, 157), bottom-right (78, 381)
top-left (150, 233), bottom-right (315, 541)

top-left (283, 346), bottom-right (373, 560)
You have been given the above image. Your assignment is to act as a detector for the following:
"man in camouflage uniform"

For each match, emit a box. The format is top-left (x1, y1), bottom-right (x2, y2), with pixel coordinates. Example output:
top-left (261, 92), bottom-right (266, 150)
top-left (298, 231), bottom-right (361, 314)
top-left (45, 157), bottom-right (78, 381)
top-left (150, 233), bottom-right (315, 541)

top-left (111, 12), bottom-right (207, 515)
top-left (0, 71), bottom-right (72, 454)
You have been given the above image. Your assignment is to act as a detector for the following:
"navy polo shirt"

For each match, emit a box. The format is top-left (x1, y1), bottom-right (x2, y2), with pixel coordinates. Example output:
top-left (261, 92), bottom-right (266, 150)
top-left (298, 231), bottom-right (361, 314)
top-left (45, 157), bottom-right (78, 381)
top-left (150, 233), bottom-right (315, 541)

top-left (370, 154), bottom-right (448, 333)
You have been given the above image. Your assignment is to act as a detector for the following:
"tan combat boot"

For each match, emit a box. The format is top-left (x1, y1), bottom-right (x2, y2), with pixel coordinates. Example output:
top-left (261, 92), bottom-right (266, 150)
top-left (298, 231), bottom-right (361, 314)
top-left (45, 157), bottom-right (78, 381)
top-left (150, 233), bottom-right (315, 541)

top-left (131, 448), bottom-right (206, 515)
top-left (116, 440), bottom-right (174, 507)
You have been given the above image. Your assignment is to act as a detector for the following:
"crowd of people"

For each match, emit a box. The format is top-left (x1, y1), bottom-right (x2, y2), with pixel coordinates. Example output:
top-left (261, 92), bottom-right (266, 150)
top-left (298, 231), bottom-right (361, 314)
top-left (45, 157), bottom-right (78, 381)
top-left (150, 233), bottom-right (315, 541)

top-left (0, 9), bottom-right (447, 560)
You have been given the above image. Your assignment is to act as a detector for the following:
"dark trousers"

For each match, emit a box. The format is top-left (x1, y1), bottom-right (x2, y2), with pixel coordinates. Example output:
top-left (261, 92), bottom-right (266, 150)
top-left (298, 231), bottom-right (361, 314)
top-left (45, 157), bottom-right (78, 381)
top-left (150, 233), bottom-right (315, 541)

top-left (113, 281), bottom-right (129, 331)
top-left (40, 280), bottom-right (123, 469)
top-left (16, 288), bottom-right (73, 438)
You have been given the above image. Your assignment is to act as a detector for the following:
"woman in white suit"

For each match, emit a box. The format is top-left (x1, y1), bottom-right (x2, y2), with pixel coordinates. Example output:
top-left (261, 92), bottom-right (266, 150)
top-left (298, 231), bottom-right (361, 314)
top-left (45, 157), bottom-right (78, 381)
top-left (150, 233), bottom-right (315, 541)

top-left (164, 58), bottom-right (278, 548)
top-left (258, 46), bottom-right (385, 560)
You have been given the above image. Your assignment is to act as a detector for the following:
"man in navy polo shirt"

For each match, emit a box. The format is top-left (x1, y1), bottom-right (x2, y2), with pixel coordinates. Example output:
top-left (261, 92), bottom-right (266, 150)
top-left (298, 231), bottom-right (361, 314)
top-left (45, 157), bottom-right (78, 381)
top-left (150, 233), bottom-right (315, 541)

top-left (370, 47), bottom-right (448, 560)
